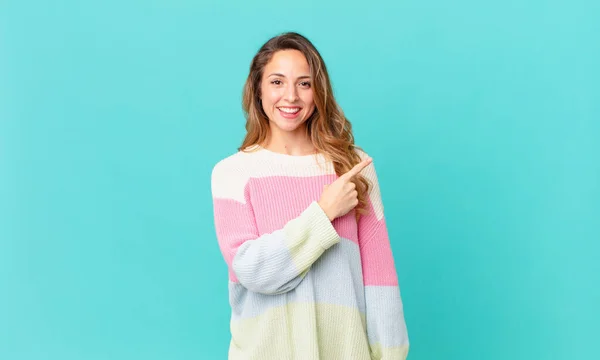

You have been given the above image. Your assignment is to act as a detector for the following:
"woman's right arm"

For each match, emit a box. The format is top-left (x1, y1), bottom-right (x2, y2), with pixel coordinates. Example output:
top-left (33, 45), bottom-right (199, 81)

top-left (211, 162), bottom-right (340, 295)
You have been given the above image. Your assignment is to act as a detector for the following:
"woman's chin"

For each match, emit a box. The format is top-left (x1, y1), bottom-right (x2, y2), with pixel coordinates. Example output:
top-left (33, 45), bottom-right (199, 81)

top-left (271, 119), bottom-right (305, 133)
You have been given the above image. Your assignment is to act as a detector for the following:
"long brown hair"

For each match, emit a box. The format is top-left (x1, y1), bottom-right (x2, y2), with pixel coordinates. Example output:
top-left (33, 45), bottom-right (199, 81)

top-left (239, 32), bottom-right (371, 218)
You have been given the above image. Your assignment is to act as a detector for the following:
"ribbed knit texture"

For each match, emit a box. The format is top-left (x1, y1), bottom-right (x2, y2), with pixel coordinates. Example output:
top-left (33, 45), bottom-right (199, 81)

top-left (211, 145), bottom-right (409, 360)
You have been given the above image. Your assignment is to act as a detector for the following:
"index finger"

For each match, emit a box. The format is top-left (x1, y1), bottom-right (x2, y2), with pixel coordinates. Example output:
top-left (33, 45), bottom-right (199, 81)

top-left (341, 157), bottom-right (372, 180)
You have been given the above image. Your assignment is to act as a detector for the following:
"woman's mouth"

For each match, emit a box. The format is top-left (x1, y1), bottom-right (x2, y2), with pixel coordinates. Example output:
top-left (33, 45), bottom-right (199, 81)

top-left (278, 107), bottom-right (302, 119)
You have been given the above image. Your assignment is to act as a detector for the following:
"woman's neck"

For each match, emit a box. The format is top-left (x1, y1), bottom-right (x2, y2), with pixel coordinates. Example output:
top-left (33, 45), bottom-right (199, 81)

top-left (262, 130), bottom-right (316, 156)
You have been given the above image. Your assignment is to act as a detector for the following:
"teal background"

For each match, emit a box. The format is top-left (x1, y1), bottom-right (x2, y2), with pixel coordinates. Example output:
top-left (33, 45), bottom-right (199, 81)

top-left (1, 0), bottom-right (598, 359)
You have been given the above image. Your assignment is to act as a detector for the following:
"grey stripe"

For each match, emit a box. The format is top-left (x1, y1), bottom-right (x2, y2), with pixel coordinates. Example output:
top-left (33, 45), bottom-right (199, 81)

top-left (229, 237), bottom-right (366, 321)
top-left (232, 228), bottom-right (303, 294)
top-left (365, 285), bottom-right (409, 347)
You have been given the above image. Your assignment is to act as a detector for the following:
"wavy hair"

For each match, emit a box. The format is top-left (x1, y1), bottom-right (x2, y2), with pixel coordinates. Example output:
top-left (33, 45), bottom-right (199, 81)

top-left (239, 32), bottom-right (371, 219)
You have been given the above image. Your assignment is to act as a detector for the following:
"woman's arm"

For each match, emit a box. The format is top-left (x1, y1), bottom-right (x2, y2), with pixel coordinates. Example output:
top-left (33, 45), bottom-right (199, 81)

top-left (358, 157), bottom-right (410, 359)
top-left (211, 162), bottom-right (340, 295)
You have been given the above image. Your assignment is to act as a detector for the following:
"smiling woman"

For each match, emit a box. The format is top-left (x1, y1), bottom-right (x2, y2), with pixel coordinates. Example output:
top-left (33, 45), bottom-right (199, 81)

top-left (259, 49), bottom-right (316, 134)
top-left (211, 32), bottom-right (409, 360)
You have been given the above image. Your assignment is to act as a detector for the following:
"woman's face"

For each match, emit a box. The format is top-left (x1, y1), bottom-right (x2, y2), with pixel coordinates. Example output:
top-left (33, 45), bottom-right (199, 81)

top-left (260, 49), bottom-right (316, 136)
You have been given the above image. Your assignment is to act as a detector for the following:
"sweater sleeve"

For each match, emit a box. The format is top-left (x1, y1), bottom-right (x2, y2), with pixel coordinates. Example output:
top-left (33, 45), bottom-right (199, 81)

top-left (211, 162), bottom-right (340, 295)
top-left (358, 159), bottom-right (409, 359)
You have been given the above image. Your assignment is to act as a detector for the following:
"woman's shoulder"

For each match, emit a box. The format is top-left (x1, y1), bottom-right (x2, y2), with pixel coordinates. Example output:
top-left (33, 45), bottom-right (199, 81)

top-left (354, 146), bottom-right (370, 160)
top-left (353, 145), bottom-right (375, 168)
top-left (211, 147), bottom-right (261, 202)
top-left (211, 146), bottom-right (259, 179)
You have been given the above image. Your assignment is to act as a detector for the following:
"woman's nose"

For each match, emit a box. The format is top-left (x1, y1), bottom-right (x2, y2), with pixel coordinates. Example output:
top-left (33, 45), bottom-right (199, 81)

top-left (284, 84), bottom-right (299, 102)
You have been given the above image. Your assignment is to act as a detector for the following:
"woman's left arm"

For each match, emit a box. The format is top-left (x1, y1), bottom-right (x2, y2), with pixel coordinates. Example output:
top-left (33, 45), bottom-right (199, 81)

top-left (358, 157), bottom-right (410, 360)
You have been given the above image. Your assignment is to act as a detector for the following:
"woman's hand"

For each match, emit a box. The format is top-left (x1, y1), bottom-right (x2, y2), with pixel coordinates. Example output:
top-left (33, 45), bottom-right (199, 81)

top-left (318, 157), bottom-right (372, 221)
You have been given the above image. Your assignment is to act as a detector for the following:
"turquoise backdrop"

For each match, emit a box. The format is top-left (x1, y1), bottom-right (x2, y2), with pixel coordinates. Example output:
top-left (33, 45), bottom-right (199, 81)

top-left (1, 1), bottom-right (598, 359)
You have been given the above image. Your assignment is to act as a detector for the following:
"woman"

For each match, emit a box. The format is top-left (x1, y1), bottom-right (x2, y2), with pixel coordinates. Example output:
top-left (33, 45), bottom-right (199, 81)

top-left (211, 32), bottom-right (409, 360)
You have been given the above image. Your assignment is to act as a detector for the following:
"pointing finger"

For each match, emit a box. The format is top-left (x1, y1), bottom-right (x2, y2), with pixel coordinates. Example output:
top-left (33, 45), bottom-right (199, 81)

top-left (341, 157), bottom-right (372, 180)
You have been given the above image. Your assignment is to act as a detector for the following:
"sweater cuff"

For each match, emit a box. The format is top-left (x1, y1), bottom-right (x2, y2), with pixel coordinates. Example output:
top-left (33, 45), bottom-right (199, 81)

top-left (308, 201), bottom-right (340, 249)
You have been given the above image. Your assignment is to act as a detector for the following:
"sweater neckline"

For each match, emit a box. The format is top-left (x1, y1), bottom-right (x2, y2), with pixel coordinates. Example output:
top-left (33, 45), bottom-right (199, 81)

top-left (246, 144), bottom-right (330, 166)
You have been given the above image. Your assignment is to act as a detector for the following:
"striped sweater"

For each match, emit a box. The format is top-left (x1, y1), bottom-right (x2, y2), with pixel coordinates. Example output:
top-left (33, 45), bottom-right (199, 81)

top-left (211, 145), bottom-right (409, 360)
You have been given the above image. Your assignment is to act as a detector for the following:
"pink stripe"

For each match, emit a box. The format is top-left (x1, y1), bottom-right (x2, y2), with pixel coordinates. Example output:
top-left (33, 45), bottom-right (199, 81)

top-left (359, 200), bottom-right (399, 286)
top-left (213, 196), bottom-right (258, 282)
top-left (247, 175), bottom-right (359, 245)
top-left (215, 174), bottom-right (393, 283)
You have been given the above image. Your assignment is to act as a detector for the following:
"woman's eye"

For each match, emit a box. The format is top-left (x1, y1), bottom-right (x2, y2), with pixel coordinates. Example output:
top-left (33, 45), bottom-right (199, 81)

top-left (271, 80), bottom-right (282, 85)
top-left (300, 81), bottom-right (311, 88)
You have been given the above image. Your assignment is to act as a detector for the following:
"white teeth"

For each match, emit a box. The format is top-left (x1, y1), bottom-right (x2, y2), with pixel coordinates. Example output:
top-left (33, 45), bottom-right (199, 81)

top-left (279, 107), bottom-right (301, 114)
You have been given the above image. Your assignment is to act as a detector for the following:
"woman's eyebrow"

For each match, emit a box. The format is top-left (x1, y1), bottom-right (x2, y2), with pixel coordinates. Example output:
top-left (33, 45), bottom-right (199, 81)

top-left (268, 73), bottom-right (311, 79)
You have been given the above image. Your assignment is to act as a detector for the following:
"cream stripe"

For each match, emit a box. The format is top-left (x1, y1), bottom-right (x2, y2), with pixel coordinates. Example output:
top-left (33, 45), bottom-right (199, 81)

top-left (369, 343), bottom-right (409, 360)
top-left (229, 302), bottom-right (371, 360)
